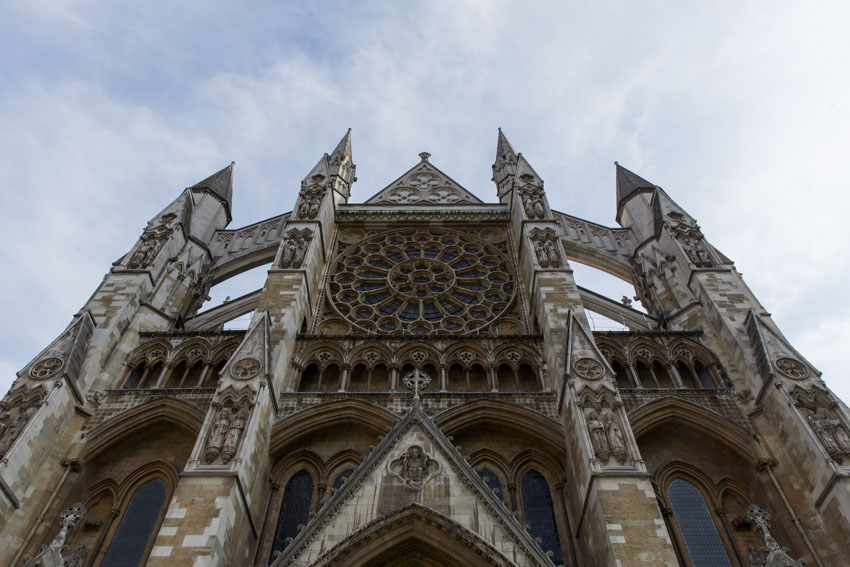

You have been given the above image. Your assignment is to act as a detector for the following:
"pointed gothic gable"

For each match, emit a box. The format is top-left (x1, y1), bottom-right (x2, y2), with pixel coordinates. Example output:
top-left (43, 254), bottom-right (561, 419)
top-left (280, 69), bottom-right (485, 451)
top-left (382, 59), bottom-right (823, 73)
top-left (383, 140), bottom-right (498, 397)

top-left (563, 311), bottom-right (616, 396)
top-left (365, 154), bottom-right (485, 205)
top-left (17, 311), bottom-right (95, 403)
top-left (219, 311), bottom-right (271, 382)
top-left (746, 310), bottom-right (821, 385)
top-left (273, 402), bottom-right (555, 567)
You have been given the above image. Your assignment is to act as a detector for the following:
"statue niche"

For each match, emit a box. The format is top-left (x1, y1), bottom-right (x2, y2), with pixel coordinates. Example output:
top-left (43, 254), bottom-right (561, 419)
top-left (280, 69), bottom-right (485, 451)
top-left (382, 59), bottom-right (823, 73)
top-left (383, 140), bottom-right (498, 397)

top-left (794, 389), bottom-right (850, 463)
top-left (0, 385), bottom-right (46, 458)
top-left (126, 212), bottom-right (178, 269)
top-left (582, 396), bottom-right (630, 465)
top-left (202, 395), bottom-right (254, 465)
top-left (278, 229), bottom-right (313, 269)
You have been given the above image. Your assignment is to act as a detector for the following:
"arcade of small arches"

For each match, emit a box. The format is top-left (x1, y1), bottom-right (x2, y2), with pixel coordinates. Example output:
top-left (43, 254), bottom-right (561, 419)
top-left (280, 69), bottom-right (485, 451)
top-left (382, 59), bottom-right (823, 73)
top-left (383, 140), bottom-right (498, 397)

top-left (118, 335), bottom-right (243, 390)
top-left (293, 343), bottom-right (542, 393)
top-left (594, 335), bottom-right (726, 390)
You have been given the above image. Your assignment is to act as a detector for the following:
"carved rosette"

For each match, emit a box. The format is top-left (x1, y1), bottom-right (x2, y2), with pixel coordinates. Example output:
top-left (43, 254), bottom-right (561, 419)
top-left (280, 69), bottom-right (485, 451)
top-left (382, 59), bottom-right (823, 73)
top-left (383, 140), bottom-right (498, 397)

top-left (388, 445), bottom-right (440, 491)
top-left (574, 358), bottom-right (604, 380)
top-left (278, 229), bottom-right (313, 269)
top-left (775, 357), bottom-right (808, 379)
top-left (529, 228), bottom-right (562, 269)
top-left (230, 357), bottom-right (261, 380)
top-left (29, 357), bottom-right (64, 379)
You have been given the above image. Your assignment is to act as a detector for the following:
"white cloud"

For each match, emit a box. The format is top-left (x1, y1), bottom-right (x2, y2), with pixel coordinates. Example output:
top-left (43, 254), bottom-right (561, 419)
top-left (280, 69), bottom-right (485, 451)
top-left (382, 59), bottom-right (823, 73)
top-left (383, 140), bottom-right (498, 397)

top-left (2, 1), bottom-right (850, 403)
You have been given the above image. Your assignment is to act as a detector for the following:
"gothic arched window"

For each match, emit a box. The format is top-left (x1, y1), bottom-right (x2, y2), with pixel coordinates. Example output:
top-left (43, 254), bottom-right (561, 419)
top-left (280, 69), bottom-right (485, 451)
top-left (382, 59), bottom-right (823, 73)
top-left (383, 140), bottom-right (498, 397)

top-left (477, 467), bottom-right (504, 501)
top-left (521, 469), bottom-right (564, 565)
top-left (331, 467), bottom-right (355, 492)
top-left (269, 470), bottom-right (314, 562)
top-left (101, 478), bottom-right (167, 567)
top-left (667, 479), bottom-right (732, 566)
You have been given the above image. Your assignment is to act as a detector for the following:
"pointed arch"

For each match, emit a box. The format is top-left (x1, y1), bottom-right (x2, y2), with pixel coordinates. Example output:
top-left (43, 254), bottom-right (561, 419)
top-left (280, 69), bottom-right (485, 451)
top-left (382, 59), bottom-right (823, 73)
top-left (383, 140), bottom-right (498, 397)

top-left (288, 503), bottom-right (518, 567)
top-left (82, 397), bottom-right (207, 462)
top-left (270, 400), bottom-right (397, 458)
top-left (629, 397), bottom-right (757, 461)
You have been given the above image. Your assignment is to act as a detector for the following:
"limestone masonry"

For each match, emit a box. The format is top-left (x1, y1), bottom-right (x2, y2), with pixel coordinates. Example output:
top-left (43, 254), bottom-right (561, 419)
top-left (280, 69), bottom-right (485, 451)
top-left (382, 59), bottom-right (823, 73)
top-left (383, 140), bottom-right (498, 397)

top-left (2, 130), bottom-right (847, 566)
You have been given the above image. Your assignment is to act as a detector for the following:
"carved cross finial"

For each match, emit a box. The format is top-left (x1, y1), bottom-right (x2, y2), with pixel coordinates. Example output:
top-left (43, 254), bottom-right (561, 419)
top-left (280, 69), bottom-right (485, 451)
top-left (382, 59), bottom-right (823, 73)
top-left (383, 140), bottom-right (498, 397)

top-left (402, 369), bottom-right (431, 401)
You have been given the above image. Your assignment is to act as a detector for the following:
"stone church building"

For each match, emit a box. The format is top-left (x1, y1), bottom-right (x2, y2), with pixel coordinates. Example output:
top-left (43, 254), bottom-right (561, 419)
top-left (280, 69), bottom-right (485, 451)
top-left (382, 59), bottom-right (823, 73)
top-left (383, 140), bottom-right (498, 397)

top-left (2, 130), bottom-right (849, 566)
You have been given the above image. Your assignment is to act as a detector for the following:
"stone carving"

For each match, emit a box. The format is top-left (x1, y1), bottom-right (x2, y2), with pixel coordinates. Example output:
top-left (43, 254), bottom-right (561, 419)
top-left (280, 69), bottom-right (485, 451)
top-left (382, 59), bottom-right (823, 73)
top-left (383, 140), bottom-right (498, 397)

top-left (402, 369), bottom-right (431, 399)
top-left (190, 270), bottom-right (213, 315)
top-left (574, 358), bottom-right (604, 380)
top-left (519, 186), bottom-right (547, 219)
top-left (807, 407), bottom-right (850, 462)
top-left (297, 175), bottom-right (326, 219)
top-left (278, 229), bottom-right (313, 269)
top-left (744, 504), bottom-right (804, 567)
top-left (126, 213), bottom-right (176, 269)
top-left (388, 445), bottom-right (440, 490)
top-left (530, 229), bottom-right (562, 269)
top-left (29, 357), bottom-right (64, 379)
top-left (587, 412), bottom-right (610, 462)
top-left (605, 415), bottom-right (628, 463)
top-left (202, 395), bottom-right (254, 465)
top-left (775, 357), bottom-right (807, 380)
top-left (582, 394), bottom-right (631, 465)
top-left (230, 357), bottom-right (261, 380)
top-left (0, 386), bottom-right (46, 458)
top-left (795, 390), bottom-right (850, 463)
top-left (21, 503), bottom-right (87, 567)
top-left (85, 390), bottom-right (107, 407)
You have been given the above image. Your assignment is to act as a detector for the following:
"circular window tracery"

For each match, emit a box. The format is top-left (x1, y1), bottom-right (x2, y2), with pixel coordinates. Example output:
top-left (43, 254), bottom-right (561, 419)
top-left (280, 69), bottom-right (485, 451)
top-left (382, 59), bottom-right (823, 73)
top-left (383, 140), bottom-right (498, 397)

top-left (330, 229), bottom-right (515, 335)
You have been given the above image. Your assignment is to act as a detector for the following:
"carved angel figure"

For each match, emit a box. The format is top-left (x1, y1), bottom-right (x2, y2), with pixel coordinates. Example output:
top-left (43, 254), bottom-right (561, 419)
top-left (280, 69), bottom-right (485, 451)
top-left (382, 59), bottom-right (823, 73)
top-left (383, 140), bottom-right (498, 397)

top-left (401, 446), bottom-right (426, 482)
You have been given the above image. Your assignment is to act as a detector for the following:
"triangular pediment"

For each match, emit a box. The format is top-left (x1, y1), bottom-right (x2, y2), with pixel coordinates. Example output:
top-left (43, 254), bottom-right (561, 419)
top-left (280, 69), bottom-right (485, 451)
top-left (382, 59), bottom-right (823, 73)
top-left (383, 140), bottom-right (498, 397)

top-left (365, 154), bottom-right (485, 205)
top-left (273, 402), bottom-right (554, 567)
top-left (746, 310), bottom-right (821, 384)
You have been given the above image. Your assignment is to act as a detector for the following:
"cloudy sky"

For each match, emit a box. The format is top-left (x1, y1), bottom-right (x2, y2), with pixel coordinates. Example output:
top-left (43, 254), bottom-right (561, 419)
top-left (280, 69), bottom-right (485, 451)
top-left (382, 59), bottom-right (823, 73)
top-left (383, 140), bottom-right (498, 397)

top-left (2, 1), bottom-right (849, 400)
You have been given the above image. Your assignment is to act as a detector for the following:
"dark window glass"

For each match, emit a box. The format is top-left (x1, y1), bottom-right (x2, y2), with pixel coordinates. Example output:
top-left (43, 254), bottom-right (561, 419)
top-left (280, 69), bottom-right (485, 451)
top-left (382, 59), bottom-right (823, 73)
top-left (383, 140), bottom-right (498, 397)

top-left (364, 292), bottom-right (390, 305)
top-left (422, 302), bottom-right (441, 321)
top-left (368, 259), bottom-right (393, 269)
top-left (102, 479), bottom-right (167, 567)
top-left (695, 362), bottom-right (717, 389)
top-left (404, 246), bottom-right (421, 259)
top-left (269, 470), bottom-right (314, 562)
top-left (477, 467), bottom-right (504, 501)
top-left (358, 270), bottom-right (385, 279)
top-left (521, 470), bottom-right (564, 565)
top-left (439, 250), bottom-right (458, 261)
top-left (400, 303), bottom-right (419, 321)
top-left (423, 247), bottom-right (440, 258)
top-left (379, 299), bottom-right (402, 315)
top-left (355, 282), bottom-right (383, 292)
top-left (668, 479), bottom-right (732, 566)
top-left (331, 468), bottom-right (355, 492)
top-left (123, 363), bottom-right (146, 389)
top-left (439, 299), bottom-right (463, 315)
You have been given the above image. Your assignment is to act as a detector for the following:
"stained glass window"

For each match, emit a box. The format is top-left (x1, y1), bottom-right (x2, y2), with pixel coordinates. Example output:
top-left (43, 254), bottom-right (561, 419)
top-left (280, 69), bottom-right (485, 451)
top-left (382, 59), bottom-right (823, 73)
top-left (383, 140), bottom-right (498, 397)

top-left (269, 470), bottom-right (314, 562)
top-left (668, 479), bottom-right (732, 566)
top-left (102, 479), bottom-right (167, 567)
top-left (521, 470), bottom-right (564, 565)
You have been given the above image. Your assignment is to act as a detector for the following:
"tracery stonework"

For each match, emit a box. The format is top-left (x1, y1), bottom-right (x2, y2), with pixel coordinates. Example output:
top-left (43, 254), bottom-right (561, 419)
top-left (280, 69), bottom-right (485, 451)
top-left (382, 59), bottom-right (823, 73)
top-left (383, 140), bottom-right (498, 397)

top-left (328, 229), bottom-right (515, 335)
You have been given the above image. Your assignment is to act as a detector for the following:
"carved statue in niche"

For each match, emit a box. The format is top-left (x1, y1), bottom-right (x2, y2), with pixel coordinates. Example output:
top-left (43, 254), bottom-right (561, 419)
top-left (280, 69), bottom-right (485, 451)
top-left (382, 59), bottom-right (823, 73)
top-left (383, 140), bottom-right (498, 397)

top-left (190, 269), bottom-right (213, 315)
top-left (520, 186), bottom-right (546, 219)
top-left (389, 445), bottom-right (440, 491)
top-left (203, 408), bottom-right (231, 463)
top-left (530, 229), bottom-right (561, 269)
top-left (605, 415), bottom-right (628, 464)
top-left (279, 230), bottom-right (313, 269)
top-left (297, 176), bottom-right (325, 220)
top-left (807, 407), bottom-right (850, 462)
top-left (126, 213), bottom-right (176, 269)
top-left (0, 388), bottom-right (44, 457)
top-left (587, 412), bottom-right (610, 462)
top-left (202, 396), bottom-right (253, 466)
top-left (220, 408), bottom-right (247, 464)
top-left (583, 397), bottom-right (631, 465)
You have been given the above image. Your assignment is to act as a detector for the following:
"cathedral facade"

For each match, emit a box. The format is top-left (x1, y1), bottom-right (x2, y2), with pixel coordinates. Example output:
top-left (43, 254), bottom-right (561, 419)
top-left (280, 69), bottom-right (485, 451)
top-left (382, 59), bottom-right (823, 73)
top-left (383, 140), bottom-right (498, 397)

top-left (1, 130), bottom-right (849, 567)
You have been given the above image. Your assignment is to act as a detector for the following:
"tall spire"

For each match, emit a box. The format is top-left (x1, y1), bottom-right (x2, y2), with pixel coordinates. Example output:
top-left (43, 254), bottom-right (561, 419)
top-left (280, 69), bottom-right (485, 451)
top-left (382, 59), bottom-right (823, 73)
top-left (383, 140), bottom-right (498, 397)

top-left (615, 162), bottom-right (657, 204)
top-left (330, 128), bottom-right (352, 162)
top-left (190, 162), bottom-right (235, 211)
top-left (495, 127), bottom-right (518, 165)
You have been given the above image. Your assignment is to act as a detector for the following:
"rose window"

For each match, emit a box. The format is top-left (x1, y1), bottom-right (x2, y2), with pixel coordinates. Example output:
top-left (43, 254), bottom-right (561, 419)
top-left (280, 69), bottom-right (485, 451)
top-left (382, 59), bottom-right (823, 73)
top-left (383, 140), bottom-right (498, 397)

top-left (329, 229), bottom-right (515, 334)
